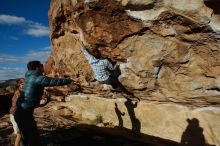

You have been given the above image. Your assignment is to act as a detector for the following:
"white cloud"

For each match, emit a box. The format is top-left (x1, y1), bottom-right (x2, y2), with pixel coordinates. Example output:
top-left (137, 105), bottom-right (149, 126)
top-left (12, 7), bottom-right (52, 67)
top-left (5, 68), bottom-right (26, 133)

top-left (0, 67), bottom-right (25, 80)
top-left (0, 54), bottom-right (26, 64)
top-left (26, 49), bottom-right (51, 63)
top-left (25, 24), bottom-right (49, 37)
top-left (0, 47), bottom-right (51, 64)
top-left (0, 14), bottom-right (26, 24)
top-left (9, 36), bottom-right (19, 40)
top-left (42, 46), bottom-right (51, 50)
top-left (0, 14), bottom-right (49, 37)
top-left (0, 48), bottom-right (51, 80)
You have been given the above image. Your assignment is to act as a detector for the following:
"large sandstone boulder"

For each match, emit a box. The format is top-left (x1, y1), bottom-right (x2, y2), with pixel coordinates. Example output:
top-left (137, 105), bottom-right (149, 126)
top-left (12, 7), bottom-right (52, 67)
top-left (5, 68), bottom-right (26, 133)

top-left (62, 95), bottom-right (220, 146)
top-left (46, 0), bottom-right (220, 145)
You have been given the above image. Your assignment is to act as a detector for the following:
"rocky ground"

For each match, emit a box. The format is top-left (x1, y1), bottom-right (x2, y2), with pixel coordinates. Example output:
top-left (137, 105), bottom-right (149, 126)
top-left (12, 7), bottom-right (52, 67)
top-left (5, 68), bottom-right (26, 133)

top-left (0, 98), bottom-right (180, 146)
top-left (0, 81), bottom-right (218, 146)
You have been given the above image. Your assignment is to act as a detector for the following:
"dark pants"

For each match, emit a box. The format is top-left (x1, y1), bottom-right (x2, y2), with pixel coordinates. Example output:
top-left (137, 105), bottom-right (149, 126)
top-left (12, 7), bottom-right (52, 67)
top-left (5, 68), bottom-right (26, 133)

top-left (101, 65), bottom-right (133, 96)
top-left (100, 76), bottom-right (128, 93)
top-left (14, 108), bottom-right (42, 146)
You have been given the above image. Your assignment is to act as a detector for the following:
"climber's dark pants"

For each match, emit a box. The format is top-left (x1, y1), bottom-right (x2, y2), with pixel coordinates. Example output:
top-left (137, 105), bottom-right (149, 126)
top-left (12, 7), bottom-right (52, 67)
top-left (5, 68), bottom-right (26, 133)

top-left (14, 107), bottom-right (42, 146)
top-left (100, 75), bottom-right (128, 93)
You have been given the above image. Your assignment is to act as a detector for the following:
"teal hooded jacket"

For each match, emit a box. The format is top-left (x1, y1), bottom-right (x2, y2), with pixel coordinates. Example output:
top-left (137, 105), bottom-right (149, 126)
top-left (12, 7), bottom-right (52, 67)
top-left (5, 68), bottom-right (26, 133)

top-left (19, 70), bottom-right (71, 109)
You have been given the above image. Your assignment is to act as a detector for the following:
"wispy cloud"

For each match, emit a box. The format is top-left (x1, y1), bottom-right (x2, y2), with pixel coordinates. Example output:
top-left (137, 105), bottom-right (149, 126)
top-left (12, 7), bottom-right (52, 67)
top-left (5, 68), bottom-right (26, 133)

top-left (0, 14), bottom-right (26, 24)
top-left (26, 49), bottom-right (51, 63)
top-left (24, 23), bottom-right (49, 37)
top-left (9, 36), bottom-right (19, 40)
top-left (0, 67), bottom-right (25, 80)
top-left (0, 47), bottom-right (51, 79)
top-left (42, 46), bottom-right (51, 50)
top-left (0, 14), bottom-right (49, 37)
top-left (0, 48), bottom-right (51, 64)
top-left (0, 54), bottom-right (25, 64)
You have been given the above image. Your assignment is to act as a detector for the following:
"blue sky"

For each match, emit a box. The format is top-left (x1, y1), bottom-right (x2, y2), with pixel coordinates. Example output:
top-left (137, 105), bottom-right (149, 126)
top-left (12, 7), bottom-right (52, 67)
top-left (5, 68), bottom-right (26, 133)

top-left (0, 0), bottom-right (51, 80)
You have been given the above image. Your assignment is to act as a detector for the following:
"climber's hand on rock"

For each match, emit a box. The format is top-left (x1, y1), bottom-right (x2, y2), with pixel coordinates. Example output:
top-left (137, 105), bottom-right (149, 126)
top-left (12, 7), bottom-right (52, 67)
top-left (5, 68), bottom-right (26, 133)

top-left (67, 78), bottom-right (79, 84)
top-left (73, 78), bottom-right (80, 83)
top-left (68, 82), bottom-right (80, 91)
top-left (64, 75), bottom-right (70, 78)
top-left (40, 98), bottom-right (47, 105)
top-left (114, 64), bottom-right (119, 69)
top-left (79, 40), bottom-right (85, 48)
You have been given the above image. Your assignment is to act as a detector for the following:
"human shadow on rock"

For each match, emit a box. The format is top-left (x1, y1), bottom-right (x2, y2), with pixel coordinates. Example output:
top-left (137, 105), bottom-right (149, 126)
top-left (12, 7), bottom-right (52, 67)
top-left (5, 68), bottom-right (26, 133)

top-left (181, 118), bottom-right (209, 146)
top-left (124, 97), bottom-right (141, 136)
top-left (115, 103), bottom-right (125, 128)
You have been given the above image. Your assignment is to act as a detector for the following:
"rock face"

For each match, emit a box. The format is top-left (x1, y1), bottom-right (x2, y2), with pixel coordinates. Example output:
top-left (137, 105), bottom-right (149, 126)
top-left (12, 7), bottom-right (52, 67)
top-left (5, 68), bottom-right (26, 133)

top-left (0, 79), bottom-right (18, 112)
top-left (46, 0), bottom-right (220, 145)
top-left (63, 95), bottom-right (220, 146)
